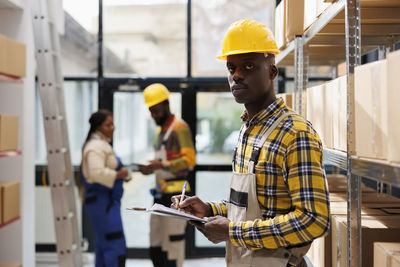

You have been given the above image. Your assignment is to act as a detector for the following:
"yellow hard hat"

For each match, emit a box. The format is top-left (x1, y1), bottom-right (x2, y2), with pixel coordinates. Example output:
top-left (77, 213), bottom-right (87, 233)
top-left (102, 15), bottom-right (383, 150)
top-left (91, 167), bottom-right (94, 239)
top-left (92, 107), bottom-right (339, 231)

top-left (143, 83), bottom-right (170, 108)
top-left (216, 19), bottom-right (280, 60)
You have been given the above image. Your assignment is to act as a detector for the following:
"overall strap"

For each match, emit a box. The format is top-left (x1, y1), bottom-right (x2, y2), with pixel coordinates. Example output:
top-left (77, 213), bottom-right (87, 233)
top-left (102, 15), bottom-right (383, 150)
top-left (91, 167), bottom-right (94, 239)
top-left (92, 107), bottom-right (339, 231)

top-left (247, 112), bottom-right (296, 173)
top-left (162, 117), bottom-right (178, 143)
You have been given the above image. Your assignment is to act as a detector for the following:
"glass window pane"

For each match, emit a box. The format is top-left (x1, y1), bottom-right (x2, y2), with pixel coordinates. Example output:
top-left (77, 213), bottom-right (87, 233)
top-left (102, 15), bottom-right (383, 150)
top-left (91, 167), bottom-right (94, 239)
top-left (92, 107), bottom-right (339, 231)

top-left (113, 91), bottom-right (181, 248)
top-left (195, 171), bottom-right (231, 247)
top-left (192, 0), bottom-right (275, 77)
top-left (196, 92), bottom-right (243, 165)
top-left (62, 0), bottom-right (99, 77)
top-left (35, 81), bottom-right (98, 165)
top-left (121, 173), bottom-right (154, 248)
top-left (103, 1), bottom-right (187, 77)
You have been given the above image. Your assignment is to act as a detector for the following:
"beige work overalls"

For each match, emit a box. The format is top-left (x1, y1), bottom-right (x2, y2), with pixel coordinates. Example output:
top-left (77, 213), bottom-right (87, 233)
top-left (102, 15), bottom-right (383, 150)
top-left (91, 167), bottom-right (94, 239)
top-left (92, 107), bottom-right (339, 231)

top-left (150, 117), bottom-right (187, 267)
top-left (226, 111), bottom-right (310, 267)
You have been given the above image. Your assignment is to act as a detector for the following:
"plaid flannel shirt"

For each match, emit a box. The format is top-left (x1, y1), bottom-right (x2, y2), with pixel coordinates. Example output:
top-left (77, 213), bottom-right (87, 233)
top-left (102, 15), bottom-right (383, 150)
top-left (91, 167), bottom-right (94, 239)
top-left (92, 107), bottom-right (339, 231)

top-left (209, 98), bottom-right (330, 250)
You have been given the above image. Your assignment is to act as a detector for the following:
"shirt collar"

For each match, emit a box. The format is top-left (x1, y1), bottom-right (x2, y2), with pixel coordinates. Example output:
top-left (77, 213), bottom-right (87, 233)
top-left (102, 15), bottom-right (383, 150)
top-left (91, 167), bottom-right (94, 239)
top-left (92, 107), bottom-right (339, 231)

top-left (240, 97), bottom-right (286, 126)
top-left (92, 131), bottom-right (112, 143)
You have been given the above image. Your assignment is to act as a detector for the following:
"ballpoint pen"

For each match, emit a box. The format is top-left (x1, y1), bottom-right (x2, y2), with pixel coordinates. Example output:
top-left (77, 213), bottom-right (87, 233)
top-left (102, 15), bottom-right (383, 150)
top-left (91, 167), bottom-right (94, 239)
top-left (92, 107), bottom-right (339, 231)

top-left (178, 181), bottom-right (187, 211)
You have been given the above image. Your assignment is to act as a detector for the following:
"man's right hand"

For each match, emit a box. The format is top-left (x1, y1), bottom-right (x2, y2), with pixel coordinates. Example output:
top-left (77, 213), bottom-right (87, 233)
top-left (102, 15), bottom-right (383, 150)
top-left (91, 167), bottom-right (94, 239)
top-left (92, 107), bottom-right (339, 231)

top-left (138, 164), bottom-right (153, 175)
top-left (171, 196), bottom-right (212, 218)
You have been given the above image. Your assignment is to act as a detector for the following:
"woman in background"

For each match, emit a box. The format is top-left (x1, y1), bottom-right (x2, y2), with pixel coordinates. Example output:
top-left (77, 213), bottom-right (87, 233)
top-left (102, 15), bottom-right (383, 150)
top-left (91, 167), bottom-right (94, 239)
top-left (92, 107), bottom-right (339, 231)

top-left (80, 109), bottom-right (131, 267)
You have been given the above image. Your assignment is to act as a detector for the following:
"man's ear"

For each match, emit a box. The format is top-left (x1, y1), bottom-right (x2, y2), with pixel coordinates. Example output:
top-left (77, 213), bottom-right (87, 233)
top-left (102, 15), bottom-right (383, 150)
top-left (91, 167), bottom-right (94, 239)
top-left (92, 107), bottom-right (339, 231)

top-left (269, 64), bottom-right (278, 80)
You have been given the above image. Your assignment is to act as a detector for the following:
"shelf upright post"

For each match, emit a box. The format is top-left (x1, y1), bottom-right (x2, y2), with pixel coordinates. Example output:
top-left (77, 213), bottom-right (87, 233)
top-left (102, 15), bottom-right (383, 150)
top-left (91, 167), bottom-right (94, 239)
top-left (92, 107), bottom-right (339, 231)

top-left (294, 36), bottom-right (308, 115)
top-left (345, 0), bottom-right (361, 266)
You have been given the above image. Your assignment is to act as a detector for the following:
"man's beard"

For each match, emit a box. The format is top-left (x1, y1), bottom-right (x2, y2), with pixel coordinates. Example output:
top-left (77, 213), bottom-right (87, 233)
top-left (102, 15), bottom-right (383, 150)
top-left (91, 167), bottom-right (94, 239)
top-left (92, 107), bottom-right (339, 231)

top-left (155, 113), bottom-right (169, 126)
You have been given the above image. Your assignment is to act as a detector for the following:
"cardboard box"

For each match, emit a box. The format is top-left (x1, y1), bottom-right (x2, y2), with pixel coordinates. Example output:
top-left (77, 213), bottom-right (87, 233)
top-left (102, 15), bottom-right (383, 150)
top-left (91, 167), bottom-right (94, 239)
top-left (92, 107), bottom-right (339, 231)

top-left (307, 235), bottom-right (330, 267)
top-left (326, 174), bottom-right (376, 194)
top-left (285, 0), bottom-right (305, 43)
top-left (304, 0), bottom-right (318, 31)
top-left (0, 115), bottom-right (19, 152)
top-left (301, 90), bottom-right (307, 118)
top-left (324, 79), bottom-right (336, 149)
top-left (361, 0), bottom-right (400, 7)
top-left (275, 1), bottom-right (286, 49)
top-left (374, 242), bottom-right (400, 267)
top-left (337, 61), bottom-right (346, 76)
top-left (0, 33), bottom-right (26, 78)
top-left (394, 255), bottom-right (400, 267)
top-left (0, 263), bottom-right (22, 267)
top-left (308, 200), bottom-right (387, 267)
top-left (0, 35), bottom-right (6, 78)
top-left (387, 50), bottom-right (400, 163)
top-left (329, 192), bottom-right (400, 204)
top-left (382, 208), bottom-right (400, 215)
top-left (317, 0), bottom-right (331, 16)
top-left (329, 193), bottom-right (400, 209)
top-left (331, 77), bottom-right (346, 151)
top-left (0, 181), bottom-right (20, 224)
top-left (355, 60), bottom-right (388, 160)
top-left (337, 76), bottom-right (347, 151)
top-left (276, 93), bottom-right (293, 109)
top-left (307, 84), bottom-right (326, 145)
top-left (332, 215), bottom-right (400, 267)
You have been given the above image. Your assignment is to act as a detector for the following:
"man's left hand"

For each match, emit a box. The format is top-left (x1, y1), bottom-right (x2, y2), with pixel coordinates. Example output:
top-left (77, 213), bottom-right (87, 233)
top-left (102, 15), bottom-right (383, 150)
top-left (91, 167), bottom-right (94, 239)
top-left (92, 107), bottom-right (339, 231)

top-left (193, 216), bottom-right (230, 244)
top-left (148, 160), bottom-right (163, 170)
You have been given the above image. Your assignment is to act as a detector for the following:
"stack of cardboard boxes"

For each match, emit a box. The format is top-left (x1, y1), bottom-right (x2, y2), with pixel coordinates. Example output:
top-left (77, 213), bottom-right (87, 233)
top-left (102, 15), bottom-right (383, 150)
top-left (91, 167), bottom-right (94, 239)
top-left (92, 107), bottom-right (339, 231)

top-left (354, 50), bottom-right (400, 163)
top-left (0, 33), bottom-right (22, 154)
top-left (303, 49), bottom-right (400, 159)
top-left (306, 76), bottom-right (347, 151)
top-left (274, 0), bottom-right (332, 50)
top-left (307, 174), bottom-right (400, 267)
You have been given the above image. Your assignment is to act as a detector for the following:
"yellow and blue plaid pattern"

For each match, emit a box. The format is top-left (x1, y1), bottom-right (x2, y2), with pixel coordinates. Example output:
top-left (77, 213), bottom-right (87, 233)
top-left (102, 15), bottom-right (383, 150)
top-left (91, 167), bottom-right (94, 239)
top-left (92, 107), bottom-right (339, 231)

top-left (209, 98), bottom-right (330, 250)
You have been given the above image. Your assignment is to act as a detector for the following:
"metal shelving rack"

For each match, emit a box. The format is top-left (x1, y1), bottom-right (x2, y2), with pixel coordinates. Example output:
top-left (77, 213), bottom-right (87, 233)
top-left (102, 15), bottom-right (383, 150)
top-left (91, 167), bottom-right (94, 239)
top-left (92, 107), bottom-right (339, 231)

top-left (276, 0), bottom-right (400, 266)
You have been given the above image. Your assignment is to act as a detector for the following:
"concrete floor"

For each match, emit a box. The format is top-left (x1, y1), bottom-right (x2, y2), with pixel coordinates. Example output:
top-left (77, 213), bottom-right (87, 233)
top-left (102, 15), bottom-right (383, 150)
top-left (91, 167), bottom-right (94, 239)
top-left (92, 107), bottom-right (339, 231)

top-left (36, 252), bottom-right (313, 266)
top-left (36, 253), bottom-right (226, 267)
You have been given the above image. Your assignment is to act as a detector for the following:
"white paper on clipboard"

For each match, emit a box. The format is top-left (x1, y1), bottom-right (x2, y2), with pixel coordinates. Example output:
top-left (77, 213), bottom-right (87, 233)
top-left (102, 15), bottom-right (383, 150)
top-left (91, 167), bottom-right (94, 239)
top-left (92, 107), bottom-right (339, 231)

top-left (127, 203), bottom-right (206, 223)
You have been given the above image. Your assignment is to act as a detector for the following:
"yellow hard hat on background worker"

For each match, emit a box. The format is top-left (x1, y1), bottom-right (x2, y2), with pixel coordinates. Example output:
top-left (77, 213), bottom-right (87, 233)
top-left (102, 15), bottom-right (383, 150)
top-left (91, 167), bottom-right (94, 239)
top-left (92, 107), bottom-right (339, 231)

top-left (143, 83), bottom-right (170, 108)
top-left (216, 19), bottom-right (280, 60)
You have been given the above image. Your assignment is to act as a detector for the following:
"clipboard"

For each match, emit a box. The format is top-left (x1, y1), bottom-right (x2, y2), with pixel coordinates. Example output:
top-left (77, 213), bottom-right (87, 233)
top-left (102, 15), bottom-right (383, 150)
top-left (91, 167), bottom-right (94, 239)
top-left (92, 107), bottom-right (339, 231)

top-left (126, 163), bottom-right (146, 172)
top-left (127, 203), bottom-right (206, 223)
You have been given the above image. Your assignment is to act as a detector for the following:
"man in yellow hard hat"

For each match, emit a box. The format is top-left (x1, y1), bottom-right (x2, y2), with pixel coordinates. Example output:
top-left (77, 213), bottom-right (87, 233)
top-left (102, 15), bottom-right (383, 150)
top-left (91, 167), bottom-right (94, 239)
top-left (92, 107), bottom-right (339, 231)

top-left (172, 19), bottom-right (330, 267)
top-left (139, 83), bottom-right (196, 267)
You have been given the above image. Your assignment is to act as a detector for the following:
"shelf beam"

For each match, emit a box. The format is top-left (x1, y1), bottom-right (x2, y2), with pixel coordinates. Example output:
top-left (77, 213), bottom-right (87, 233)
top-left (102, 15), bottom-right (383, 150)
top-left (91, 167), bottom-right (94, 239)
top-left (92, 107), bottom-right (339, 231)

top-left (324, 149), bottom-right (347, 169)
top-left (351, 157), bottom-right (400, 186)
top-left (0, 150), bottom-right (22, 158)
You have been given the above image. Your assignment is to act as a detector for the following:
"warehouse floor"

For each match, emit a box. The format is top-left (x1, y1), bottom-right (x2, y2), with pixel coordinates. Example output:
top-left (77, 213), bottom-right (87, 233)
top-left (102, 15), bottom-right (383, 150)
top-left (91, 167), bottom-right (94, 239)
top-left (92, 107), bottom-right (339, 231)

top-left (36, 253), bottom-right (226, 267)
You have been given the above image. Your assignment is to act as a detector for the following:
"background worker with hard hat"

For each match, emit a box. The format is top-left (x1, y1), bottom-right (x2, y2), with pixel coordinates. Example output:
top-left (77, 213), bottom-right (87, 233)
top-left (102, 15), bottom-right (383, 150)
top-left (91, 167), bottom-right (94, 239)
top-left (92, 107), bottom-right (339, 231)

top-left (172, 19), bottom-right (330, 267)
top-left (139, 83), bottom-right (196, 267)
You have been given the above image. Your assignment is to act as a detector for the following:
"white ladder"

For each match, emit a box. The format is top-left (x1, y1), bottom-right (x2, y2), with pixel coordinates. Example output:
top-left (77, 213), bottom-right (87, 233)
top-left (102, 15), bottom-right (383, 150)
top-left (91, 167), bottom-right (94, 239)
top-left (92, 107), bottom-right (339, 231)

top-left (31, 0), bottom-right (82, 266)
